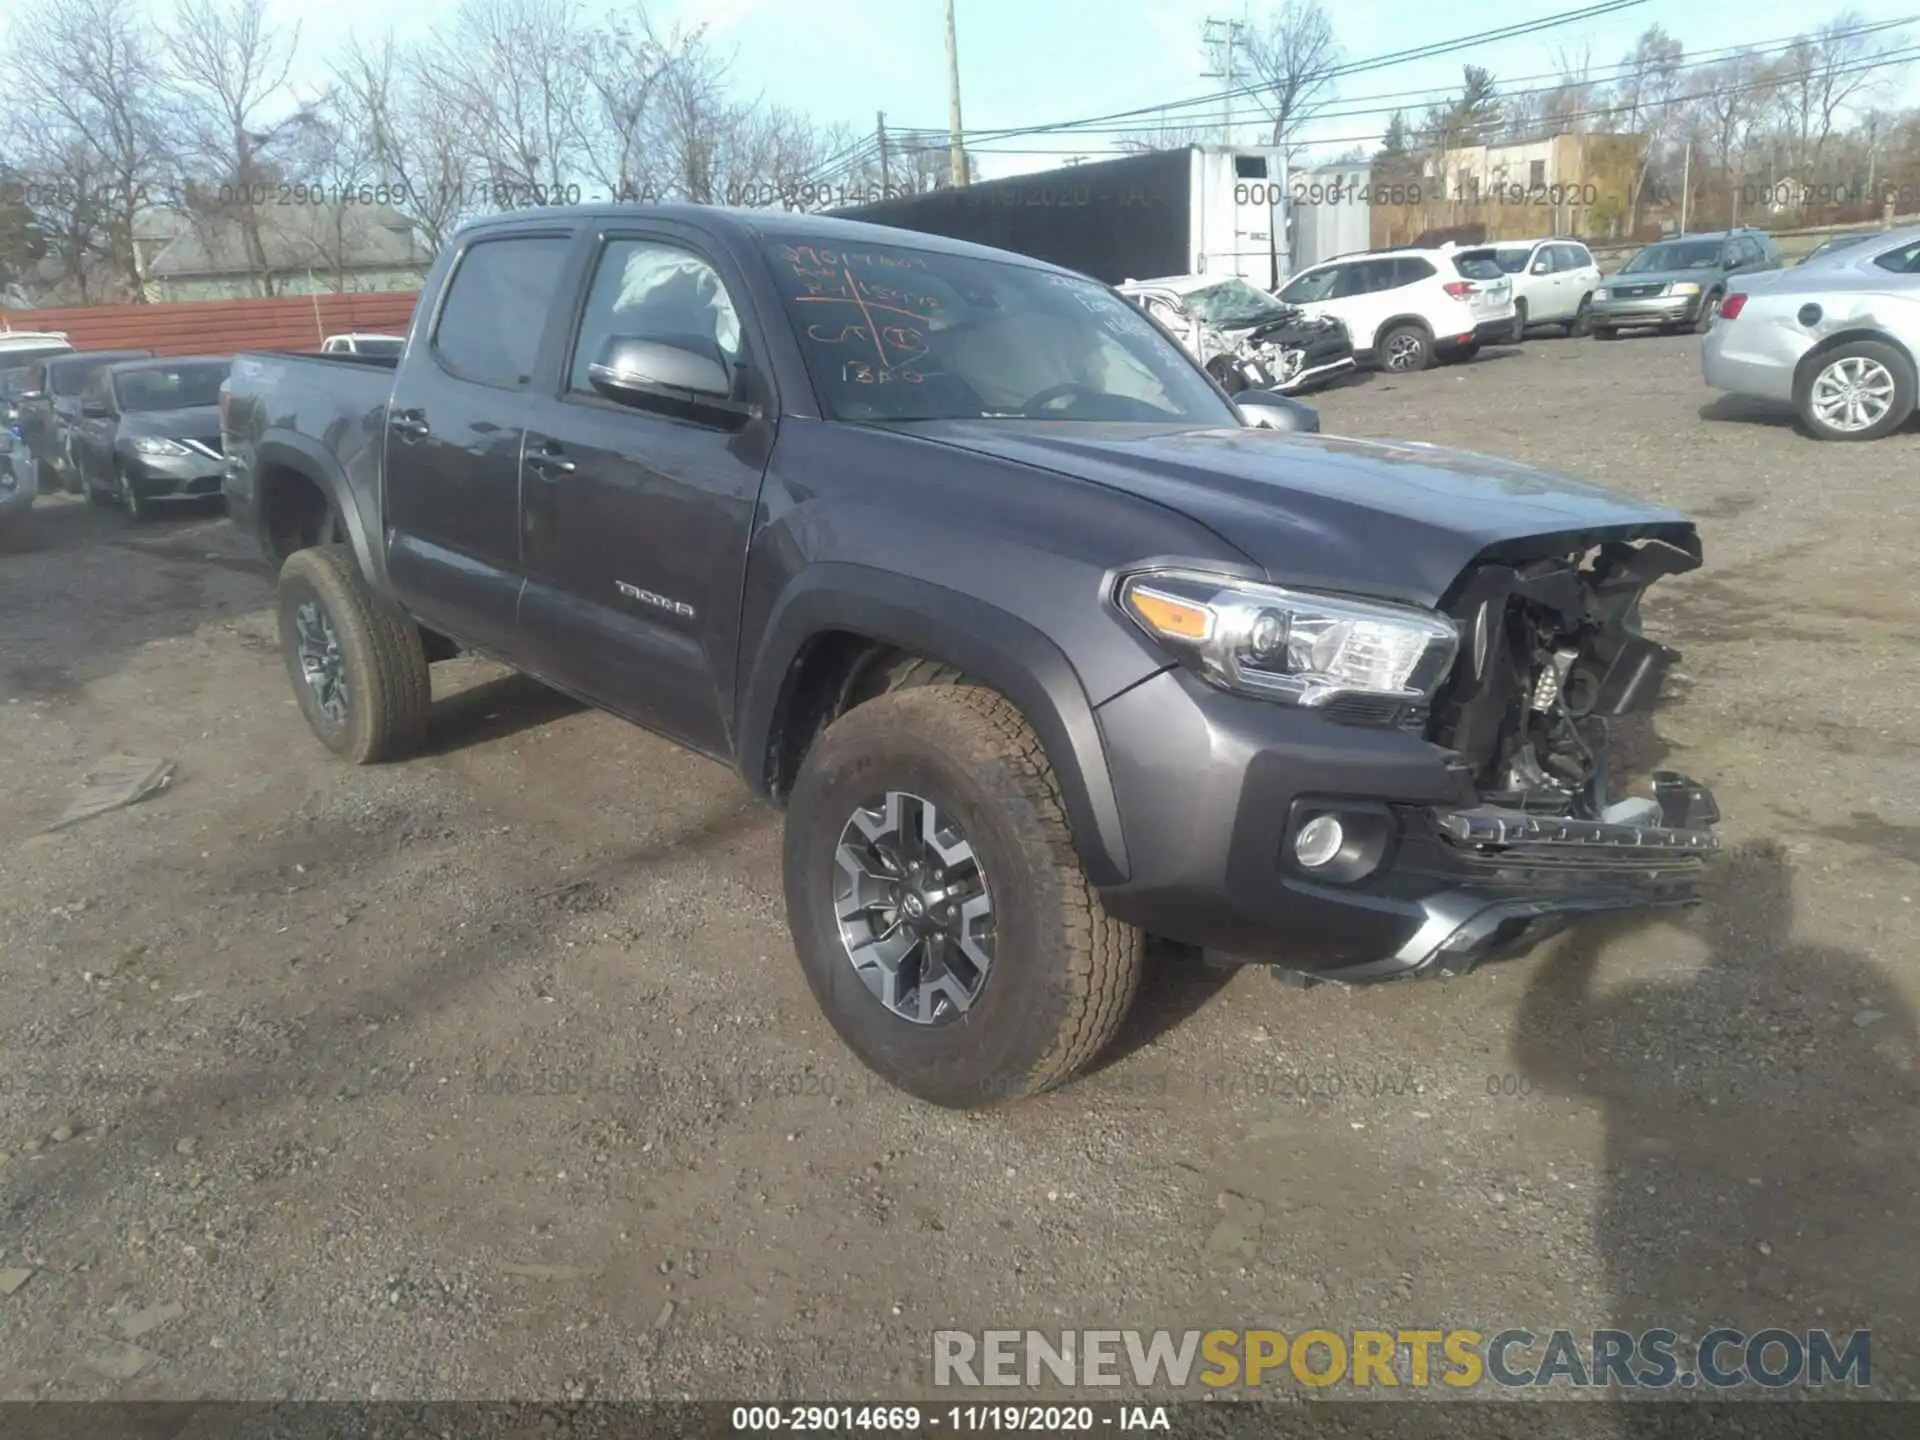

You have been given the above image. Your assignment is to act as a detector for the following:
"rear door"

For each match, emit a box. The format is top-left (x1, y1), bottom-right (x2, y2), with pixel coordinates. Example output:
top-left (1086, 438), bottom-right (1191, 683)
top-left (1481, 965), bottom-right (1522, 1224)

top-left (384, 226), bottom-right (577, 661)
top-left (517, 224), bottom-right (777, 757)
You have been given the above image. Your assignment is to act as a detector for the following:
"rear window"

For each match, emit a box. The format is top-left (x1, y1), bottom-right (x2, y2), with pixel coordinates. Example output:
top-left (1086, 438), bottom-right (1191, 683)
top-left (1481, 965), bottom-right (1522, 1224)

top-left (1872, 241), bottom-right (1920, 275)
top-left (432, 235), bottom-right (572, 389)
top-left (1492, 250), bottom-right (1532, 274)
top-left (1451, 251), bottom-right (1505, 280)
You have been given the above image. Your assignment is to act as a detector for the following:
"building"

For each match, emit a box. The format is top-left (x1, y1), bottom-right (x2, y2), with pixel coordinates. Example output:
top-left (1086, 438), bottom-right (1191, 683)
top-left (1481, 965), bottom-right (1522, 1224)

top-left (136, 201), bottom-right (433, 302)
top-left (1370, 132), bottom-right (1643, 247)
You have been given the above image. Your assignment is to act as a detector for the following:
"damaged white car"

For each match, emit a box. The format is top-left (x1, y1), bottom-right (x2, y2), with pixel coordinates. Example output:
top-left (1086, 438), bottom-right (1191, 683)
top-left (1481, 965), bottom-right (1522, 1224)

top-left (1120, 274), bottom-right (1356, 395)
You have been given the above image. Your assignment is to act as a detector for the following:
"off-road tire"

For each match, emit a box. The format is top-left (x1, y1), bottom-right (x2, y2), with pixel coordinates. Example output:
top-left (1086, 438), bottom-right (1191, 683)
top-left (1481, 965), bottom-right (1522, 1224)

top-left (783, 684), bottom-right (1143, 1108)
top-left (276, 544), bottom-right (431, 764)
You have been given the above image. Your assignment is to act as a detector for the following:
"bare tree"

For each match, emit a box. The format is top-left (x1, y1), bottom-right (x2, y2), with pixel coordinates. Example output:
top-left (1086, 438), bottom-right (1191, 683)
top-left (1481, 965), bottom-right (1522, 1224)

top-left (328, 34), bottom-right (471, 250)
top-left (4, 0), bottom-right (173, 300)
top-left (1687, 52), bottom-right (1771, 224)
top-left (1800, 11), bottom-right (1911, 178)
top-left (1544, 42), bottom-right (1597, 136)
top-left (1240, 0), bottom-right (1342, 152)
top-left (164, 0), bottom-right (305, 296)
top-left (1113, 121), bottom-right (1226, 153)
top-left (579, 15), bottom-right (691, 201)
top-left (1610, 24), bottom-right (1685, 232)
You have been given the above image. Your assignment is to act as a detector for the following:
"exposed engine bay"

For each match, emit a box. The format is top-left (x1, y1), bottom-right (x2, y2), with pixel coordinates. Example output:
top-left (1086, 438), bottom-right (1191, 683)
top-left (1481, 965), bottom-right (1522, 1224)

top-left (1200, 309), bottom-right (1352, 395)
top-left (1429, 535), bottom-right (1718, 832)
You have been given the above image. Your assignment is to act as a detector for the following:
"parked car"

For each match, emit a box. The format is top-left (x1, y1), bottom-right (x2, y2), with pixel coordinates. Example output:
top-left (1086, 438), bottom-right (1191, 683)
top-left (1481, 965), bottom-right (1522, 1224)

top-left (1798, 232), bottom-right (1875, 266)
top-left (0, 369), bottom-right (35, 531)
top-left (1703, 223), bottom-right (1920, 441)
top-left (16, 349), bottom-right (157, 495)
top-left (1486, 238), bottom-right (1603, 336)
top-left (321, 333), bottom-right (407, 357)
top-left (222, 206), bottom-right (1719, 1108)
top-left (0, 330), bottom-right (74, 369)
top-left (1590, 228), bottom-right (1781, 338)
top-left (71, 356), bottom-right (233, 518)
top-left (1274, 244), bottom-right (1517, 372)
top-left (1118, 275), bottom-right (1355, 394)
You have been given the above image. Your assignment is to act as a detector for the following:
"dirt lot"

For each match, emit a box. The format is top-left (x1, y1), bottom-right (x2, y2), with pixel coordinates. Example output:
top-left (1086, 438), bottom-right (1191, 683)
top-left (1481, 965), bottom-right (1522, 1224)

top-left (1, 330), bottom-right (1916, 1406)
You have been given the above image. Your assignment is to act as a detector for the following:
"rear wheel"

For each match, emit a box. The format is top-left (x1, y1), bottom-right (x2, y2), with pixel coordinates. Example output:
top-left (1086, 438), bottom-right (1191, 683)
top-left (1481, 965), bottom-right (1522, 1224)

top-left (783, 684), bottom-right (1143, 1108)
top-left (276, 544), bottom-right (431, 763)
top-left (1377, 323), bottom-right (1432, 373)
top-left (1796, 340), bottom-right (1916, 442)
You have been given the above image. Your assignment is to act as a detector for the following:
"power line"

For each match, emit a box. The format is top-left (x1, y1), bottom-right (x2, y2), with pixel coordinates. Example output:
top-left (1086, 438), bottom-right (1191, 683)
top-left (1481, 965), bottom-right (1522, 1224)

top-left (921, 0), bottom-right (1652, 146)
top-left (957, 41), bottom-right (1920, 160)
top-left (890, 15), bottom-right (1915, 145)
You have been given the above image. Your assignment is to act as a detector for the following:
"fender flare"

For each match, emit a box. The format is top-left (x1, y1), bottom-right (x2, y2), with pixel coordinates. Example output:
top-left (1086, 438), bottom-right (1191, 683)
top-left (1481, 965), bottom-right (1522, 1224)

top-left (253, 431), bottom-right (379, 585)
top-left (737, 563), bottom-right (1132, 887)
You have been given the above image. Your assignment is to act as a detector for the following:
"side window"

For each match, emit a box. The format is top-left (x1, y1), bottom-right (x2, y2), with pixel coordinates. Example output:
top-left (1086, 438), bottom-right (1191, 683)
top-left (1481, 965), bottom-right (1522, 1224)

top-left (1561, 244), bottom-right (1594, 271)
top-left (432, 235), bottom-right (572, 390)
top-left (1279, 266), bottom-right (1339, 303)
top-left (568, 238), bottom-right (745, 395)
top-left (1332, 263), bottom-right (1380, 298)
top-left (1392, 256), bottom-right (1435, 287)
top-left (1872, 241), bottom-right (1920, 274)
top-left (80, 372), bottom-right (107, 410)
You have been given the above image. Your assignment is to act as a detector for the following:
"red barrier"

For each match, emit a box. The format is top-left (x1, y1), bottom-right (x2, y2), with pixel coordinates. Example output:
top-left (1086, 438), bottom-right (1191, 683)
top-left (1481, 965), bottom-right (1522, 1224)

top-left (0, 291), bottom-right (420, 357)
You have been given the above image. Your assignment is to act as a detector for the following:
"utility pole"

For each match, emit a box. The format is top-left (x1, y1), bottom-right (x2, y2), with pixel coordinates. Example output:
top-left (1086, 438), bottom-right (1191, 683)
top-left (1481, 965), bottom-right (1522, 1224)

top-left (877, 111), bottom-right (890, 194)
top-left (1679, 140), bottom-right (1690, 232)
top-left (1202, 17), bottom-right (1247, 144)
top-left (944, 0), bottom-right (967, 188)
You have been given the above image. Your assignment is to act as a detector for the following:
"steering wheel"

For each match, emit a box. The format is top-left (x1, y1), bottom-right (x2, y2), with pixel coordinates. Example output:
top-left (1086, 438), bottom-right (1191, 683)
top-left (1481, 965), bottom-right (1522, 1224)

top-left (1021, 382), bottom-right (1104, 416)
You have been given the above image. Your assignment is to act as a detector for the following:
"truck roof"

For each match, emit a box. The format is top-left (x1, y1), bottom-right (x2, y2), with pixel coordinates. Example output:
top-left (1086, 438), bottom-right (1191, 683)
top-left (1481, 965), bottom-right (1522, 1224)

top-left (456, 203), bottom-right (1094, 277)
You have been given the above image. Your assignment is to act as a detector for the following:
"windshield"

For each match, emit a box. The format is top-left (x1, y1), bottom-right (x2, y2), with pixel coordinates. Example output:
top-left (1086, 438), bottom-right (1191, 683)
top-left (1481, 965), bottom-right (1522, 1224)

top-left (1622, 240), bottom-right (1724, 274)
top-left (1180, 279), bottom-right (1290, 326)
top-left (1493, 250), bottom-right (1532, 274)
top-left (114, 361), bottom-right (230, 411)
top-left (762, 237), bottom-right (1238, 424)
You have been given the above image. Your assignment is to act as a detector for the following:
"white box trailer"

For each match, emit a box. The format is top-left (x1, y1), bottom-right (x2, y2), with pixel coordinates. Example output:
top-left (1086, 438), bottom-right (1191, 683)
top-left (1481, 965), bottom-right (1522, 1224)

top-left (833, 145), bottom-right (1292, 289)
top-left (1289, 162), bottom-right (1373, 275)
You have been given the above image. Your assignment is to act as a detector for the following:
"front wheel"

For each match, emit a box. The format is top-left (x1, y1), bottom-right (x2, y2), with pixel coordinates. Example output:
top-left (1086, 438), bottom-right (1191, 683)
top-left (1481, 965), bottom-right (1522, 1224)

top-left (118, 468), bottom-right (152, 521)
top-left (1509, 300), bottom-right (1528, 343)
top-left (1796, 341), bottom-right (1916, 442)
top-left (276, 544), bottom-right (431, 763)
top-left (1568, 297), bottom-right (1593, 337)
top-left (1377, 324), bottom-right (1432, 373)
top-left (783, 684), bottom-right (1144, 1108)
top-left (1693, 292), bottom-right (1722, 334)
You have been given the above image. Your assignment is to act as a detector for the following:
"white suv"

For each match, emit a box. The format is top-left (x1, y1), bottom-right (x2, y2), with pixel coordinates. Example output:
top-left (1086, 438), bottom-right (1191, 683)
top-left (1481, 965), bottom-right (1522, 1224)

top-left (1274, 245), bottom-right (1517, 373)
top-left (1487, 238), bottom-right (1603, 336)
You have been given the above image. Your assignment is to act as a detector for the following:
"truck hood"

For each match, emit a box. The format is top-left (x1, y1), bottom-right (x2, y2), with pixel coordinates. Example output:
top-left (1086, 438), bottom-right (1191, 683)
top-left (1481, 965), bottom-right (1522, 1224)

top-left (1605, 268), bottom-right (1725, 291)
top-left (897, 422), bottom-right (1697, 607)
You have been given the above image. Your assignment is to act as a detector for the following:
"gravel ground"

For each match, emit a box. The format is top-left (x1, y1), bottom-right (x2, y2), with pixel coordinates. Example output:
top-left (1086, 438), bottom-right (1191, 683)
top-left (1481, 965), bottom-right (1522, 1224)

top-left (0, 330), bottom-right (1916, 1408)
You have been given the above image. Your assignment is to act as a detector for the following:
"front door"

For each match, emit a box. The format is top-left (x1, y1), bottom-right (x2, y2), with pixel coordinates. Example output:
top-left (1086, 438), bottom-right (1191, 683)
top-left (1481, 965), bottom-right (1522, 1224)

top-left (517, 229), bottom-right (777, 759)
top-left (383, 229), bottom-right (576, 660)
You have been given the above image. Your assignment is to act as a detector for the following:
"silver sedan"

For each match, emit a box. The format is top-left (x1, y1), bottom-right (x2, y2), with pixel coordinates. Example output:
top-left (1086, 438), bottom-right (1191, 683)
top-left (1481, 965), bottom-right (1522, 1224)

top-left (1702, 224), bottom-right (1920, 441)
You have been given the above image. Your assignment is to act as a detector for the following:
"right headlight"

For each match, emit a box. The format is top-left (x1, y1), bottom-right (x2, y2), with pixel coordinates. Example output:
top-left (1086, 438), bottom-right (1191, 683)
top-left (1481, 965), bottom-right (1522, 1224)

top-left (1117, 568), bottom-right (1458, 707)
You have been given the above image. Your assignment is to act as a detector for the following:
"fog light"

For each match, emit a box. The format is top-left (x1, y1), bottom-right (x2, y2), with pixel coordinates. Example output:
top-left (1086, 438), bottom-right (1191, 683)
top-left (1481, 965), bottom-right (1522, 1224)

top-left (1294, 814), bottom-right (1345, 868)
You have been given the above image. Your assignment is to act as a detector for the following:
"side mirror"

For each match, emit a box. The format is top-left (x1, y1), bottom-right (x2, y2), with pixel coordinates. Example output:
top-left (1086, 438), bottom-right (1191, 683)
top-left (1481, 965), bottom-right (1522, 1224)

top-left (1531, 259), bottom-right (1551, 274)
top-left (589, 335), bottom-right (734, 408)
top-left (1234, 390), bottom-right (1320, 433)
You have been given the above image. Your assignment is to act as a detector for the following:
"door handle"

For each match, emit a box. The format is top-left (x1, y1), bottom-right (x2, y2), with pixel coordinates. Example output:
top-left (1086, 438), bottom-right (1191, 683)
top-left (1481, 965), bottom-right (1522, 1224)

top-left (389, 412), bottom-right (430, 439)
top-left (525, 447), bottom-right (575, 476)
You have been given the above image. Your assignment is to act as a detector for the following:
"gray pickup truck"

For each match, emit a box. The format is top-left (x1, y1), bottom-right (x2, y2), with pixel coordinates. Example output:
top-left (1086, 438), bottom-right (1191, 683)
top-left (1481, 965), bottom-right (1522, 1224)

top-left (222, 205), bottom-right (1720, 1108)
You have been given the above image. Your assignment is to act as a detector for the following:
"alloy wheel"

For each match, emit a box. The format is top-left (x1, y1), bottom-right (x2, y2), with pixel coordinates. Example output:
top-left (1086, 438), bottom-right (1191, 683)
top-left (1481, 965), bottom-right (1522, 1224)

top-left (1810, 356), bottom-right (1896, 433)
top-left (832, 790), bottom-right (994, 1025)
top-left (293, 599), bottom-right (351, 725)
top-left (1384, 334), bottom-right (1423, 371)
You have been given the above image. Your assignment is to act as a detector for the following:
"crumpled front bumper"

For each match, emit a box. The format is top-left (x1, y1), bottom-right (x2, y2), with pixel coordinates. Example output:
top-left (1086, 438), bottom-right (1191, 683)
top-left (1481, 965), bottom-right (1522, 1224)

top-left (1286, 775), bottom-right (1721, 985)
